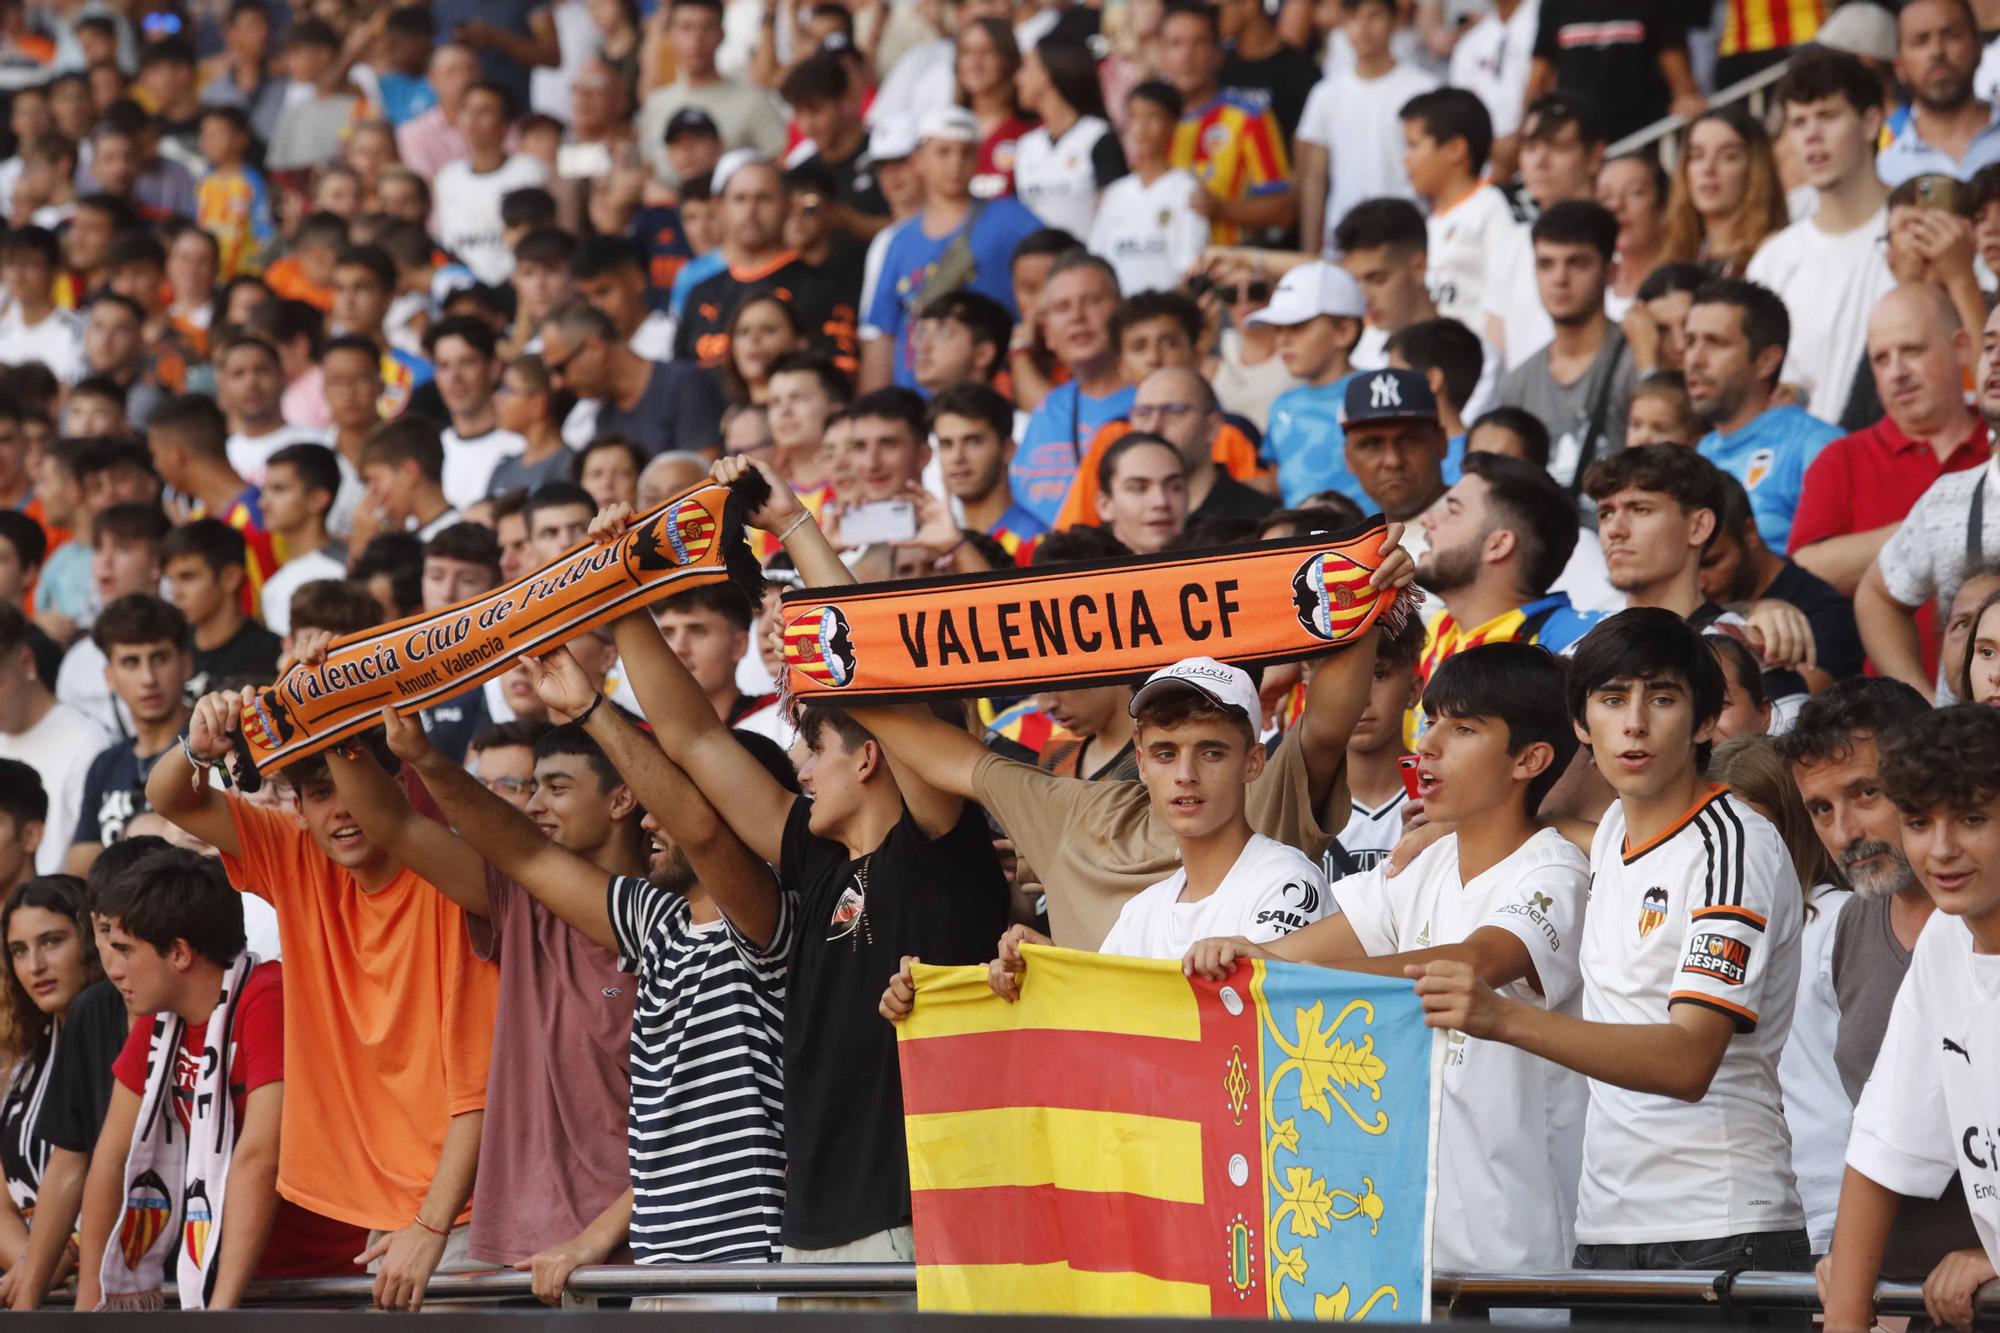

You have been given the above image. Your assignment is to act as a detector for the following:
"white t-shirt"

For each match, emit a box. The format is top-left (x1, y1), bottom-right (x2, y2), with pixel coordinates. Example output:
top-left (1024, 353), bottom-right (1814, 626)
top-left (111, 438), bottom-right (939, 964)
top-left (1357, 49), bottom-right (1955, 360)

top-left (1847, 910), bottom-right (2000, 1271)
top-left (1482, 219), bottom-right (1555, 371)
top-left (1779, 883), bottom-right (1852, 1254)
top-left (1576, 788), bottom-right (1806, 1244)
top-left (0, 702), bottom-right (114, 875)
top-left (440, 425), bottom-right (528, 509)
top-left (54, 637), bottom-right (131, 738)
top-left (631, 308), bottom-right (676, 363)
top-left (1426, 184), bottom-right (1517, 333)
top-left (226, 424), bottom-right (329, 488)
top-left (0, 303), bottom-right (84, 384)
top-left (1086, 170), bottom-right (1213, 299)
top-left (1448, 0), bottom-right (1540, 139)
top-left (1334, 827), bottom-right (1589, 1273)
top-left (1015, 115), bottom-right (1120, 240)
top-left (1743, 208), bottom-right (1894, 427)
top-left (432, 154), bottom-right (551, 285)
top-left (1297, 62), bottom-right (1438, 256)
top-left (1098, 832), bottom-right (1329, 959)
top-left (259, 547), bottom-right (348, 635)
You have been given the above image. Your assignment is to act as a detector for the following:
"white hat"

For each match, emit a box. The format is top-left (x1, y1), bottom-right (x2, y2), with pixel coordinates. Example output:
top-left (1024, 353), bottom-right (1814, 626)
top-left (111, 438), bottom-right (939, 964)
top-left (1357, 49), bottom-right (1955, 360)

top-left (1813, 2), bottom-right (1896, 62)
top-left (1246, 261), bottom-right (1366, 328)
top-left (710, 148), bottom-right (766, 195)
top-left (863, 114), bottom-right (919, 165)
top-left (1129, 657), bottom-right (1261, 726)
top-left (917, 106), bottom-right (979, 145)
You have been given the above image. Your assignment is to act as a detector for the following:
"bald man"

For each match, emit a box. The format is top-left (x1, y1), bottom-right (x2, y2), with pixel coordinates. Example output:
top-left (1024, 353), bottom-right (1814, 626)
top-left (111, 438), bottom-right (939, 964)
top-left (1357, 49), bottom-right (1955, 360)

top-left (1792, 283), bottom-right (1991, 596)
top-left (639, 452), bottom-right (711, 509)
top-left (1129, 368), bottom-right (1279, 528)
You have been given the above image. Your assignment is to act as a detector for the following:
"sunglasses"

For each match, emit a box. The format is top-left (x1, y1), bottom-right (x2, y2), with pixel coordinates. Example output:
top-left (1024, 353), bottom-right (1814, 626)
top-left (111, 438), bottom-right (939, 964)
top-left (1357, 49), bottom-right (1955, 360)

top-left (1216, 281), bottom-right (1272, 305)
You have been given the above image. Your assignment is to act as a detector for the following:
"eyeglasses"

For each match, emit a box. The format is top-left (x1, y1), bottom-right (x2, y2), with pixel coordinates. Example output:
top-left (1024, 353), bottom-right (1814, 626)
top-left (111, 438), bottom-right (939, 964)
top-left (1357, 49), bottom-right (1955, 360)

top-left (1130, 402), bottom-right (1199, 424)
top-left (1216, 281), bottom-right (1271, 305)
top-left (480, 776), bottom-right (537, 798)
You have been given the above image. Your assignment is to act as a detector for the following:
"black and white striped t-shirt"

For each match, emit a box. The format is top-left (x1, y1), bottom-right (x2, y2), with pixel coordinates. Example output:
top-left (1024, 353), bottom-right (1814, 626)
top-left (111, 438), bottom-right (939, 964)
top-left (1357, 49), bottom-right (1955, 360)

top-left (607, 874), bottom-right (792, 1263)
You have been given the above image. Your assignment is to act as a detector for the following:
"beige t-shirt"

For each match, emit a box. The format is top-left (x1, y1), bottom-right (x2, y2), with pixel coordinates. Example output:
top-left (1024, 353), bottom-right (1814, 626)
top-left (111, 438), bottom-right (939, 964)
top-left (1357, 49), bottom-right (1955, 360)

top-left (971, 730), bottom-right (1344, 951)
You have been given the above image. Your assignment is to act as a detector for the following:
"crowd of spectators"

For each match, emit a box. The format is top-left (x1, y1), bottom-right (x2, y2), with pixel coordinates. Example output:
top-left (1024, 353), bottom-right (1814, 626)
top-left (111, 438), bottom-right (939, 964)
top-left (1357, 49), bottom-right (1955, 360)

top-left (0, 0), bottom-right (1994, 1322)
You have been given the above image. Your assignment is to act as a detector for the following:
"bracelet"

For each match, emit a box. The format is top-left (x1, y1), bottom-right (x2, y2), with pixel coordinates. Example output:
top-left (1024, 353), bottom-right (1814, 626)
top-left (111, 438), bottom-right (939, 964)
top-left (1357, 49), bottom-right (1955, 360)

top-left (412, 1215), bottom-right (449, 1238)
top-left (574, 691), bottom-right (606, 726)
top-left (181, 733), bottom-right (221, 772)
top-left (776, 511), bottom-right (812, 543)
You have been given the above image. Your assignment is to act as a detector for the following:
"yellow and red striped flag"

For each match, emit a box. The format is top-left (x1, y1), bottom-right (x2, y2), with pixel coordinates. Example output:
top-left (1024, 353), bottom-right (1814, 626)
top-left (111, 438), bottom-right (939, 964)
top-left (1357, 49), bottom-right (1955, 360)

top-left (896, 945), bottom-right (1436, 1319)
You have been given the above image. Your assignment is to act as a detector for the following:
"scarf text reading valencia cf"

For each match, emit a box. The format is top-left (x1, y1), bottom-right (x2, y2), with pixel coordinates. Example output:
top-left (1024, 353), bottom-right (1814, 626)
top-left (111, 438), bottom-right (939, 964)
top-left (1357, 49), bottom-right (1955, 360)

top-left (239, 473), bottom-right (769, 774)
top-left (779, 519), bottom-right (1418, 704)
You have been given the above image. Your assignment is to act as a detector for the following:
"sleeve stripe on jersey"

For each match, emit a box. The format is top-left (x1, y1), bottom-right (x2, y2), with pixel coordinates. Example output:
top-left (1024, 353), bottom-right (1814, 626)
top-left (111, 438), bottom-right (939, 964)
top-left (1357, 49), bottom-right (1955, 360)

top-left (1691, 904), bottom-right (1767, 932)
top-left (1669, 990), bottom-right (1759, 1031)
top-left (1696, 807), bottom-right (1743, 908)
top-left (1717, 798), bottom-right (1750, 906)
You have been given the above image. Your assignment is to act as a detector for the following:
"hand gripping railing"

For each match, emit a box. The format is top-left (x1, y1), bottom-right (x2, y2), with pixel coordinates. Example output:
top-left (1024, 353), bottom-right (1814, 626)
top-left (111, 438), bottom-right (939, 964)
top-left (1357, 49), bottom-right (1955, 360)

top-left (36, 1264), bottom-right (1999, 1321)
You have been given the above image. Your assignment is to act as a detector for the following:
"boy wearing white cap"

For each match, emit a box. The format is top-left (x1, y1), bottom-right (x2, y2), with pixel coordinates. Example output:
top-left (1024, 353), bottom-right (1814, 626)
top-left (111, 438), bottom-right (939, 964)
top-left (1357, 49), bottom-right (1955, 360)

top-left (859, 106), bottom-right (1045, 394)
top-left (1258, 261), bottom-right (1369, 508)
top-left (881, 656), bottom-right (1329, 1012)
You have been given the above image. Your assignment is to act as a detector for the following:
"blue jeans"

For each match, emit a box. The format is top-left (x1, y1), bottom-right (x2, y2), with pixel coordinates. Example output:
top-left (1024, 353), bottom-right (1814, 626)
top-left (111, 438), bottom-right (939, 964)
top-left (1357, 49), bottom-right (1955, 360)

top-left (1572, 1228), bottom-right (1812, 1326)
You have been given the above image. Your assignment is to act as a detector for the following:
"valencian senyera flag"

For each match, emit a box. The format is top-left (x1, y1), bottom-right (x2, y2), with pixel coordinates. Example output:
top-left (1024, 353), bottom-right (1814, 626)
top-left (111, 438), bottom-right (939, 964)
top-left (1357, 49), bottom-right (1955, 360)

top-left (896, 945), bottom-right (1436, 1319)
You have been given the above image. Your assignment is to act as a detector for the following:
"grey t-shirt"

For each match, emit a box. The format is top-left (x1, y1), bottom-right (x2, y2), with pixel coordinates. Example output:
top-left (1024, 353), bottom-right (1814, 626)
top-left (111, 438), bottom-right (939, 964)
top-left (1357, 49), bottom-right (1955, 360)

top-left (1830, 892), bottom-right (1983, 1273)
top-left (1499, 327), bottom-right (1637, 490)
top-left (488, 447), bottom-right (576, 497)
top-left (595, 361), bottom-right (726, 459)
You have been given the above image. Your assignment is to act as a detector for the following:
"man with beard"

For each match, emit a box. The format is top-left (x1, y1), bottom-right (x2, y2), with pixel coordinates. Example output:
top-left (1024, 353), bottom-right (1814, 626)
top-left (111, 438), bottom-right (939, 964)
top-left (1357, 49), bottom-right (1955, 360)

top-left (1780, 680), bottom-right (1984, 1275)
top-left (1688, 279), bottom-right (1842, 553)
top-left (1411, 452), bottom-right (1598, 696)
top-left (1498, 202), bottom-right (1637, 492)
top-left (1877, 0), bottom-right (2000, 187)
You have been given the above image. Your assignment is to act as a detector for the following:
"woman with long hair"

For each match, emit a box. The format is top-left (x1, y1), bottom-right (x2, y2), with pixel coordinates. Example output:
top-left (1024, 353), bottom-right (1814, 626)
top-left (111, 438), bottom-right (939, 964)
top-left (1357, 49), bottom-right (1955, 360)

top-left (0, 876), bottom-right (100, 1270)
top-left (720, 294), bottom-right (805, 406)
top-left (1661, 108), bottom-right (1788, 276)
top-left (1013, 36), bottom-right (1127, 239)
top-left (1598, 152), bottom-right (1670, 318)
top-left (1708, 735), bottom-right (1849, 1257)
top-left (955, 17), bottom-right (1030, 199)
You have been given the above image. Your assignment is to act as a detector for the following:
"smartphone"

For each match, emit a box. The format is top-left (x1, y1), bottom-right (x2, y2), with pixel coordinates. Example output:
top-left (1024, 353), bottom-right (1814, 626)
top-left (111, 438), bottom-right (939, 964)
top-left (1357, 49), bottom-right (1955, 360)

top-left (559, 141), bottom-right (615, 180)
top-left (840, 499), bottom-right (917, 546)
top-left (1398, 754), bottom-right (1423, 802)
top-left (1913, 173), bottom-right (1966, 213)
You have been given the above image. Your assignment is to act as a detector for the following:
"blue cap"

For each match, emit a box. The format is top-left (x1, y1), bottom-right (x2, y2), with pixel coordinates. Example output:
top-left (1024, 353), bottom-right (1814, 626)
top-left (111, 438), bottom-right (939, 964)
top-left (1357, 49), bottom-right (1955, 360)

top-left (1342, 368), bottom-right (1438, 427)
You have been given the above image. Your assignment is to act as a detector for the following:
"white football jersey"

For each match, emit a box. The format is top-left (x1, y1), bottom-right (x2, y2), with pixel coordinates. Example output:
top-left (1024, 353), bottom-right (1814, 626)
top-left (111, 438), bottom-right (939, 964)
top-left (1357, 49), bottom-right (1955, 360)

top-left (1576, 787), bottom-right (1806, 1244)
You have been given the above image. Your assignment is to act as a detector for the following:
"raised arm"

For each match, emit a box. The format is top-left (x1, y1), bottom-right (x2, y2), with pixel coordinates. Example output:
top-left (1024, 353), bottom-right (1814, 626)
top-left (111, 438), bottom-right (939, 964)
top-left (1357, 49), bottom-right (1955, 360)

top-left (1293, 530), bottom-right (1417, 808)
top-left (327, 744), bottom-right (489, 916)
top-left (528, 648), bottom-right (784, 948)
top-left (144, 690), bottom-right (246, 860)
top-left (381, 705), bottom-right (618, 952)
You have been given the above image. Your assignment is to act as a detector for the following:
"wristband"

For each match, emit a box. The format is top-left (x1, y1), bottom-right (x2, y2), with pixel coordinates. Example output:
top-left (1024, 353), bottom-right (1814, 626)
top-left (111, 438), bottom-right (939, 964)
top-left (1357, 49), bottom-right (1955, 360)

top-left (412, 1215), bottom-right (449, 1238)
top-left (574, 691), bottom-right (606, 726)
top-left (181, 732), bottom-right (221, 772)
top-left (776, 511), bottom-right (812, 543)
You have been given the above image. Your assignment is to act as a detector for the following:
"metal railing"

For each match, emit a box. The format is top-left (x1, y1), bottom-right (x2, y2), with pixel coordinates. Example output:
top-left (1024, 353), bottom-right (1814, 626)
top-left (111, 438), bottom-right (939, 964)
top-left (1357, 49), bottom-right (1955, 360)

top-left (1607, 59), bottom-right (1796, 160)
top-left (36, 1264), bottom-right (2000, 1321)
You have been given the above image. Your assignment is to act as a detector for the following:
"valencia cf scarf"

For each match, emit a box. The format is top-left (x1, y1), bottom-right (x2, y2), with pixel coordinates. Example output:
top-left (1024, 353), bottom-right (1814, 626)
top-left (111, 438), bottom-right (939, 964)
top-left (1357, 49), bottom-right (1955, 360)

top-left (779, 518), bottom-right (1418, 704)
top-left (237, 473), bottom-right (769, 776)
top-left (99, 953), bottom-right (255, 1311)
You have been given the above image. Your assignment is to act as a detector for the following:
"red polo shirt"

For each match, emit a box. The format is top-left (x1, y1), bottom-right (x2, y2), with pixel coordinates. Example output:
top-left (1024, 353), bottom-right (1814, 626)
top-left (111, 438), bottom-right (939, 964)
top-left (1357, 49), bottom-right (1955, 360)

top-left (1790, 413), bottom-right (1989, 553)
top-left (1791, 412), bottom-right (1989, 676)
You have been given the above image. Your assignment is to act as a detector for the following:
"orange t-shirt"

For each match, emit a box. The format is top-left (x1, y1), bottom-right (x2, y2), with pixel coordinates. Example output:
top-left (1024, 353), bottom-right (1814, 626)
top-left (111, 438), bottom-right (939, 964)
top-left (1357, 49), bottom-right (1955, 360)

top-left (220, 799), bottom-right (501, 1233)
top-left (1053, 418), bottom-right (1272, 530)
top-left (264, 255), bottom-right (334, 312)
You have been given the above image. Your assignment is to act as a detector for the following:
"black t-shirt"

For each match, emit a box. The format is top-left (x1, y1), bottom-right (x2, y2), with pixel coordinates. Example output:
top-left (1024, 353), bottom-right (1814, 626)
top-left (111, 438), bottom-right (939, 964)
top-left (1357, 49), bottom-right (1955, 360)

top-left (1221, 45), bottom-right (1320, 150)
top-left (1191, 475), bottom-right (1280, 528)
top-left (34, 979), bottom-right (131, 1154)
top-left (674, 254), bottom-right (861, 377)
top-left (192, 618), bottom-right (283, 697)
top-left (772, 797), bottom-right (1008, 1248)
top-left (630, 203), bottom-right (695, 309)
top-left (72, 735), bottom-right (175, 849)
top-left (801, 142), bottom-right (889, 220)
top-left (1764, 558), bottom-right (1864, 680)
top-left (1532, 0), bottom-right (1687, 144)
top-left (596, 360), bottom-right (728, 457)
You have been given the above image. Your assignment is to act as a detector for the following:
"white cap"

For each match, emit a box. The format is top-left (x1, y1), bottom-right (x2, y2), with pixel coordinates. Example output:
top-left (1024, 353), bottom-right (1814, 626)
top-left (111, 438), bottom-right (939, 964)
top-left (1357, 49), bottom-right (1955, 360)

top-left (710, 148), bottom-right (765, 195)
top-left (917, 106), bottom-right (979, 145)
top-left (863, 114), bottom-right (919, 165)
top-left (1246, 261), bottom-right (1366, 328)
top-left (1129, 657), bottom-right (1261, 726)
top-left (1813, 2), bottom-right (1895, 61)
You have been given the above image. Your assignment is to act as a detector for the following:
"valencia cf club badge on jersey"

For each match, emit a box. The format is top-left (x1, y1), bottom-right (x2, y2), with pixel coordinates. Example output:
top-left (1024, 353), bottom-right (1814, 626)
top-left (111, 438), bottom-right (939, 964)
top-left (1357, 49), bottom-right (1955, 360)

top-left (1638, 886), bottom-right (1670, 939)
